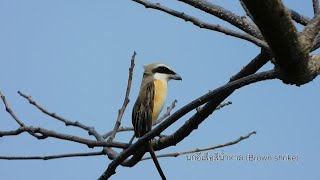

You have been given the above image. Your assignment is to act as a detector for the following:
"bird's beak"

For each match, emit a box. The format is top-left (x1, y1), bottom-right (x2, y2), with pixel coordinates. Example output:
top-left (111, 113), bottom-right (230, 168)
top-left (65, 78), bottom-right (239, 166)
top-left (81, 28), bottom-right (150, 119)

top-left (171, 73), bottom-right (182, 81)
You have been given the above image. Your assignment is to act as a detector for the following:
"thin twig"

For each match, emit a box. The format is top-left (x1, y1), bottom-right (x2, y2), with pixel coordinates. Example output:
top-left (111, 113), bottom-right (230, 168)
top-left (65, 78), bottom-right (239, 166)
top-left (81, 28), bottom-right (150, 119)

top-left (18, 90), bottom-right (108, 143)
top-left (215, 101), bottom-right (232, 110)
top-left (18, 91), bottom-right (96, 132)
top-left (230, 50), bottom-right (270, 81)
top-left (132, 0), bottom-right (269, 50)
top-left (0, 91), bottom-right (25, 127)
top-left (2, 91), bottom-right (121, 159)
top-left (195, 101), bottom-right (232, 112)
top-left (141, 131), bottom-right (256, 161)
top-left (128, 134), bottom-right (135, 144)
top-left (0, 151), bottom-right (104, 160)
top-left (0, 91), bottom-right (43, 138)
top-left (0, 126), bottom-right (130, 149)
top-left (154, 100), bottom-right (177, 125)
top-left (103, 127), bottom-right (133, 139)
top-left (108, 51), bottom-right (136, 142)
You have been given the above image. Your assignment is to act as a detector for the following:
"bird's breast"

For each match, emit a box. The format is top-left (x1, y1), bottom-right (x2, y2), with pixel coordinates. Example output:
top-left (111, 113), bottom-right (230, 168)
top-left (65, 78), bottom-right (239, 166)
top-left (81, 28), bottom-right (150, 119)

top-left (152, 80), bottom-right (168, 124)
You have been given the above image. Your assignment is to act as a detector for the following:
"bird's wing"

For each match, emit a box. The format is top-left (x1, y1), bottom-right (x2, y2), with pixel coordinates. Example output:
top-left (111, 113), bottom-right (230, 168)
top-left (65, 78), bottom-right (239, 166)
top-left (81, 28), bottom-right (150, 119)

top-left (132, 81), bottom-right (155, 137)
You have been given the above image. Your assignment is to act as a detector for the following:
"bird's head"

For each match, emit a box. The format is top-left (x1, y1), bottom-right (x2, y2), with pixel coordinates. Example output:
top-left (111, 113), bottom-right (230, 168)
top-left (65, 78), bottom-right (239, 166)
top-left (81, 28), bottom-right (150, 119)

top-left (144, 63), bottom-right (182, 81)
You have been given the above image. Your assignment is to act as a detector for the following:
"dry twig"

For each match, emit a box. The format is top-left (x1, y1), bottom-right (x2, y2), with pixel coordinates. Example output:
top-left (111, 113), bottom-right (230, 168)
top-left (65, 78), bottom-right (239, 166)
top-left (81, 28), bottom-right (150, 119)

top-left (142, 131), bottom-right (256, 160)
top-left (108, 51), bottom-right (136, 142)
top-left (0, 151), bottom-right (104, 160)
top-left (133, 0), bottom-right (268, 50)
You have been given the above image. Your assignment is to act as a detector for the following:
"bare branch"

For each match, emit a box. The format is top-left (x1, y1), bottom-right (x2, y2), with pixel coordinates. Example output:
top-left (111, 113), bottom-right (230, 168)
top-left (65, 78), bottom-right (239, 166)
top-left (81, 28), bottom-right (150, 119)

top-left (17, 90), bottom-right (109, 146)
top-left (108, 51), bottom-right (136, 142)
top-left (0, 151), bottom-right (104, 160)
top-left (2, 89), bottom-right (123, 166)
top-left (103, 100), bottom-right (177, 140)
top-left (0, 126), bottom-right (130, 149)
top-left (99, 49), bottom-right (271, 175)
top-left (132, 0), bottom-right (268, 49)
top-left (312, 33), bottom-right (320, 51)
top-left (194, 101), bottom-right (232, 112)
top-left (1, 91), bottom-right (26, 127)
top-left (142, 131), bottom-right (256, 161)
top-left (288, 9), bottom-right (310, 26)
top-left (0, 91), bottom-right (44, 139)
top-left (239, 0), bottom-right (254, 21)
top-left (99, 69), bottom-right (278, 179)
top-left (300, 12), bottom-right (320, 52)
top-left (154, 100), bottom-right (177, 125)
top-left (242, 0), bottom-right (317, 85)
top-left (103, 127), bottom-right (133, 139)
top-left (309, 53), bottom-right (320, 75)
top-left (313, 0), bottom-right (319, 15)
top-left (178, 0), bottom-right (262, 39)
top-left (215, 101), bottom-right (232, 110)
top-left (18, 91), bottom-right (96, 134)
top-left (230, 50), bottom-right (270, 81)
top-left (114, 51), bottom-right (271, 168)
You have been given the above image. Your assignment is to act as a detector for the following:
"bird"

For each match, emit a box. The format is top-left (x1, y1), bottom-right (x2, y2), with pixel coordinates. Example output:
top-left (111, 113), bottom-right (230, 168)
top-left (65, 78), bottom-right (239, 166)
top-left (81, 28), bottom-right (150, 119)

top-left (132, 63), bottom-right (182, 180)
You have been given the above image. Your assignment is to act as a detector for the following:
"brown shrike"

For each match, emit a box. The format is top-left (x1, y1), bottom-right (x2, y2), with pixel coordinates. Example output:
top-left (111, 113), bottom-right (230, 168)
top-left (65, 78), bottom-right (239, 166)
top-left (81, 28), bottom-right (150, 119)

top-left (132, 63), bottom-right (182, 180)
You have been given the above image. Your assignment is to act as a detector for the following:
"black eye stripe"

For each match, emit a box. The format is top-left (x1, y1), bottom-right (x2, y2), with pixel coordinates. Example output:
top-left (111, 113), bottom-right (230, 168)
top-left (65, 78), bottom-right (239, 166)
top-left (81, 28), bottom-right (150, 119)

top-left (152, 66), bottom-right (176, 75)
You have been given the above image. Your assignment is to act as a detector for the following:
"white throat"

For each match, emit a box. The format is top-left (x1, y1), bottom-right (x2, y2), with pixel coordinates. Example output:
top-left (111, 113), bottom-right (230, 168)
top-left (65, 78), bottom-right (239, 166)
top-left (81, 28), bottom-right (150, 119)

top-left (153, 73), bottom-right (170, 81)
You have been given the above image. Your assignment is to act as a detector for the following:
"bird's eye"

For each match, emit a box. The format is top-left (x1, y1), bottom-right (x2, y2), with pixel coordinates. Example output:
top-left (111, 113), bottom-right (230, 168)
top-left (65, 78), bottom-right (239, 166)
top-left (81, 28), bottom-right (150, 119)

top-left (160, 67), bottom-right (168, 71)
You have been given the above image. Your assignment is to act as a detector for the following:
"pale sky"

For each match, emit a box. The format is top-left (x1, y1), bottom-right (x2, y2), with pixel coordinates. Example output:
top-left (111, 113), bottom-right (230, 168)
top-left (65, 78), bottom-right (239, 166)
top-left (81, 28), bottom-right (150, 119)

top-left (0, 1), bottom-right (319, 180)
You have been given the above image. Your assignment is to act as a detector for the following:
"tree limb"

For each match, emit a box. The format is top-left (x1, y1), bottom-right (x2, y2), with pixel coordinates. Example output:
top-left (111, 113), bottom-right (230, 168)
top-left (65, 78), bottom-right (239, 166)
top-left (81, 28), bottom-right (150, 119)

top-left (300, 12), bottom-right (320, 52)
top-left (230, 50), bottom-right (270, 81)
top-left (312, 33), bottom-right (320, 51)
top-left (103, 127), bottom-right (134, 139)
top-left (242, 0), bottom-right (319, 85)
top-left (99, 69), bottom-right (278, 179)
top-left (288, 9), bottom-right (310, 26)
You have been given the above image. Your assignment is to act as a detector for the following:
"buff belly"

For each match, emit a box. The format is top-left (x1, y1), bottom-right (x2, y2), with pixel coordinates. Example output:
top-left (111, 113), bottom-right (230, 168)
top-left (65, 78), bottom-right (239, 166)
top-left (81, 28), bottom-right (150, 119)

top-left (152, 80), bottom-right (168, 125)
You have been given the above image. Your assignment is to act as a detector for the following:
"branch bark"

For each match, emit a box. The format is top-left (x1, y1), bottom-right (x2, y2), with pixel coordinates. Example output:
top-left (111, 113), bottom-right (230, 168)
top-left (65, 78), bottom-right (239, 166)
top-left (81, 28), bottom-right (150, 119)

top-left (300, 12), bottom-right (320, 52)
top-left (288, 9), bottom-right (310, 26)
top-left (242, 0), bottom-right (320, 85)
